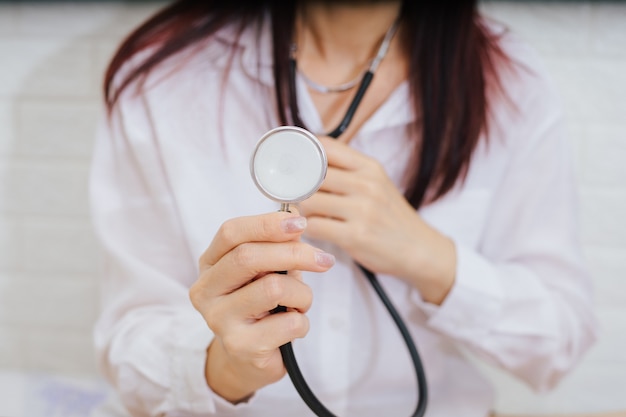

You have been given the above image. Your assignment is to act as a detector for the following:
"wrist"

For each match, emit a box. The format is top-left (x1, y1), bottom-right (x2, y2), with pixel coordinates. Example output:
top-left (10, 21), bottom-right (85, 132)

top-left (420, 235), bottom-right (456, 305)
top-left (205, 340), bottom-right (255, 404)
top-left (403, 223), bottom-right (457, 306)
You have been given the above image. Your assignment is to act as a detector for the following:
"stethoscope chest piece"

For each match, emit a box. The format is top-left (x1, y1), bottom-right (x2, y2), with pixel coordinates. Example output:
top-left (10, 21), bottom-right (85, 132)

top-left (251, 126), bottom-right (327, 204)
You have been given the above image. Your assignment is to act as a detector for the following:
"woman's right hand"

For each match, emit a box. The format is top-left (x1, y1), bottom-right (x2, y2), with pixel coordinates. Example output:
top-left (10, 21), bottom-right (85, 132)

top-left (190, 211), bottom-right (335, 403)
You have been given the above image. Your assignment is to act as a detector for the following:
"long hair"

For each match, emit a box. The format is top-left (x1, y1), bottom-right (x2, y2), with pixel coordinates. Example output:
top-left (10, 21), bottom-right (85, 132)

top-left (104, 0), bottom-right (509, 209)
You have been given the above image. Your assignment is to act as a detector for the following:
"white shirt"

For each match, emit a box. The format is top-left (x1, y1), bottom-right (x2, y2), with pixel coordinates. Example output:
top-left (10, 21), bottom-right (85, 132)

top-left (89, 17), bottom-right (598, 417)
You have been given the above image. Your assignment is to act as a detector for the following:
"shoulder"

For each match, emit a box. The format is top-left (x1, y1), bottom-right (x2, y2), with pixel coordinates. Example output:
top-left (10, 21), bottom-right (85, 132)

top-left (102, 12), bottom-right (276, 157)
top-left (477, 16), bottom-right (566, 151)
top-left (112, 13), bottom-right (272, 107)
top-left (483, 17), bottom-right (563, 113)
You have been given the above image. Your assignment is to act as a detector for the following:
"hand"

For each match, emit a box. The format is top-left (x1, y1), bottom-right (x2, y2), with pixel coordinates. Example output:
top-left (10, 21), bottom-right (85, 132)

top-left (299, 137), bottom-right (456, 304)
top-left (190, 211), bottom-right (335, 403)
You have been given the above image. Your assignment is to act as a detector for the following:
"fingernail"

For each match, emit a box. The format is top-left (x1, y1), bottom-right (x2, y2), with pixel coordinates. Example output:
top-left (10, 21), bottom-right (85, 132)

top-left (281, 216), bottom-right (307, 233)
top-left (315, 251), bottom-right (335, 267)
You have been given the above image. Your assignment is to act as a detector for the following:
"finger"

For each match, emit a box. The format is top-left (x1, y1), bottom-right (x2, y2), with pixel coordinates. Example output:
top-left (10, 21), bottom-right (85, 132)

top-left (299, 191), bottom-right (354, 221)
top-left (203, 241), bottom-right (334, 297)
top-left (208, 273), bottom-right (313, 330)
top-left (250, 311), bottom-right (310, 347)
top-left (316, 166), bottom-right (353, 195)
top-left (319, 136), bottom-right (376, 171)
top-left (200, 212), bottom-right (307, 268)
top-left (304, 216), bottom-right (351, 247)
top-left (240, 272), bottom-right (313, 315)
top-left (221, 311), bottom-right (310, 360)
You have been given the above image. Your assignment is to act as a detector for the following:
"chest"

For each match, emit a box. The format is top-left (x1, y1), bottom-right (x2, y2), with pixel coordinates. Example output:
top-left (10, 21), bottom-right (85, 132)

top-left (303, 56), bottom-right (409, 143)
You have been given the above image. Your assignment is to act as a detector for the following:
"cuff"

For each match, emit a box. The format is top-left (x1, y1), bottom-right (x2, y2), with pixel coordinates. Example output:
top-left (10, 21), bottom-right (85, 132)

top-left (410, 243), bottom-right (504, 340)
top-left (168, 309), bottom-right (258, 415)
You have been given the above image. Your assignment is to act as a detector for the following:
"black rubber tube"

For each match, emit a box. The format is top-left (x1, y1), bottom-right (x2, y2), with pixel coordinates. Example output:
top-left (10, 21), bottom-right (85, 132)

top-left (281, 55), bottom-right (429, 417)
top-left (273, 264), bottom-right (428, 417)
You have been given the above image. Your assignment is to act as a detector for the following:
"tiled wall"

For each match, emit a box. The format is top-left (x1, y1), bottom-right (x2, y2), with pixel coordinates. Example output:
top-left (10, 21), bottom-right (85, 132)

top-left (0, 2), bottom-right (624, 414)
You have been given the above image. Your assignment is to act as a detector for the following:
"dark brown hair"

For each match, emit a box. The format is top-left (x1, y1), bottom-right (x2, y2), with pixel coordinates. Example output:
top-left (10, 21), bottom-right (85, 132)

top-left (104, 0), bottom-right (509, 208)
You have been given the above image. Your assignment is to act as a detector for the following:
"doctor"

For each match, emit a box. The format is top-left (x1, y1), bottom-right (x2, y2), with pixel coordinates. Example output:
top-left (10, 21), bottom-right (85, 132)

top-left (90, 0), bottom-right (598, 416)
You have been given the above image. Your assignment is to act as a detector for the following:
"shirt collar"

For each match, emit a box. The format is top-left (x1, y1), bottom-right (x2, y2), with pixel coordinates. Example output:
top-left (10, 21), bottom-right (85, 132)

top-left (212, 15), bottom-right (416, 130)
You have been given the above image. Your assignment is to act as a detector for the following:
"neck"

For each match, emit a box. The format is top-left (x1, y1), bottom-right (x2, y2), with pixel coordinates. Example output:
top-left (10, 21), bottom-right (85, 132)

top-left (295, 1), bottom-right (402, 66)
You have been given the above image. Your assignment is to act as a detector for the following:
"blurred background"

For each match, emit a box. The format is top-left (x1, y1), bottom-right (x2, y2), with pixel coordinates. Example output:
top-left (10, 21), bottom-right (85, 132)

top-left (0, 1), bottom-right (624, 416)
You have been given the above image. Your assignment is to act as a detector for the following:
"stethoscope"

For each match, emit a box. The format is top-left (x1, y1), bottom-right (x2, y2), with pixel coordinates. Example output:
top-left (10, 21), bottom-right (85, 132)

top-left (249, 26), bottom-right (428, 417)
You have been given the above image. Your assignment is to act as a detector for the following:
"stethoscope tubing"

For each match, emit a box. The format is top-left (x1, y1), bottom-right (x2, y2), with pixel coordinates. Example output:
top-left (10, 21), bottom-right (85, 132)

top-left (275, 58), bottom-right (428, 417)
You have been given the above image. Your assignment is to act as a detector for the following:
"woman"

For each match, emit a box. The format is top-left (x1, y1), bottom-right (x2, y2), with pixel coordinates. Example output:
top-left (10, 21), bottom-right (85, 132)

top-left (90, 1), bottom-right (598, 416)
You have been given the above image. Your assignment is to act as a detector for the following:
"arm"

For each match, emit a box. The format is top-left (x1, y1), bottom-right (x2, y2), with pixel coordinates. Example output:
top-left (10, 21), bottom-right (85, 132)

top-left (192, 211), bottom-right (334, 403)
top-left (91, 93), bottom-right (335, 415)
top-left (299, 68), bottom-right (597, 392)
top-left (90, 96), bottom-right (222, 416)
top-left (418, 80), bottom-right (598, 390)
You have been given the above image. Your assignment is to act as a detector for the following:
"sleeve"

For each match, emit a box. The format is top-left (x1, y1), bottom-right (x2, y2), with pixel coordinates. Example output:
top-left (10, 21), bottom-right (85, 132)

top-left (410, 48), bottom-right (598, 392)
top-left (89, 92), bottom-right (251, 416)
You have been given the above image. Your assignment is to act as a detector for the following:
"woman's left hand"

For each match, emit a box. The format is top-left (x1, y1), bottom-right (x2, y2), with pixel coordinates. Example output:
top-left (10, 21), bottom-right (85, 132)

top-left (298, 137), bottom-right (456, 305)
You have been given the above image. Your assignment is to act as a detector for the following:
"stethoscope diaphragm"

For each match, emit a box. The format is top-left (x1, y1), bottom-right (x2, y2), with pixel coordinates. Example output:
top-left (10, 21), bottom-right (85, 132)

top-left (250, 126), bottom-right (327, 204)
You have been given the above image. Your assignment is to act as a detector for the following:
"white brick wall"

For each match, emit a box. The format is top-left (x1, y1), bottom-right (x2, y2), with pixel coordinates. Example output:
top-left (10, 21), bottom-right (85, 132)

top-left (0, 2), bottom-right (624, 415)
top-left (477, 2), bottom-right (626, 414)
top-left (0, 0), bottom-right (162, 378)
